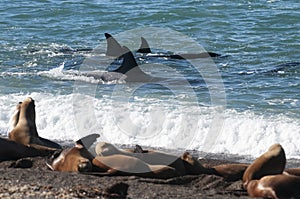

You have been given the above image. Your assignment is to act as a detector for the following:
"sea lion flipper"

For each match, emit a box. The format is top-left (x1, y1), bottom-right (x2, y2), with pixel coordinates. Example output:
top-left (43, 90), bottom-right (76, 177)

top-left (133, 144), bottom-right (145, 153)
top-left (37, 136), bottom-right (62, 149)
top-left (75, 134), bottom-right (100, 148)
top-left (45, 149), bottom-right (62, 171)
top-left (29, 143), bottom-right (59, 152)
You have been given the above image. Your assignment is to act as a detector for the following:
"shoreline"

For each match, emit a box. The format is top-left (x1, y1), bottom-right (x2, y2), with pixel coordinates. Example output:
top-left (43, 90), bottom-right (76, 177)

top-left (0, 155), bottom-right (252, 198)
top-left (1, 138), bottom-right (299, 198)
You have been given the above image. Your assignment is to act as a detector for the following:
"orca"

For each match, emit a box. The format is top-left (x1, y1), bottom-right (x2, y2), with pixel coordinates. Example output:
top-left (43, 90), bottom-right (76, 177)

top-left (79, 46), bottom-right (164, 82)
top-left (105, 33), bottom-right (222, 59)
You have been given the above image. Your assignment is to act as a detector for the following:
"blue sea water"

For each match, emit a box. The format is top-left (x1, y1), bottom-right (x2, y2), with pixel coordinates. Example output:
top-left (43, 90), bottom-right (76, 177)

top-left (0, 0), bottom-right (299, 159)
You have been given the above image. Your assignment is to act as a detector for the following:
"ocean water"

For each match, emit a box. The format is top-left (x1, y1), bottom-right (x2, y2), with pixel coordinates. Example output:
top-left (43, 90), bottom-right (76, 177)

top-left (0, 0), bottom-right (299, 160)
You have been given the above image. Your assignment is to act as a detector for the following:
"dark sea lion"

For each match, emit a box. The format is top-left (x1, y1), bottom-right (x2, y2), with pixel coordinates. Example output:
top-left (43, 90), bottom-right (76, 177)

top-left (242, 144), bottom-right (286, 189)
top-left (9, 97), bottom-right (61, 151)
top-left (247, 174), bottom-right (300, 199)
top-left (211, 163), bottom-right (250, 181)
top-left (180, 152), bottom-right (215, 175)
top-left (0, 137), bottom-right (52, 161)
top-left (284, 168), bottom-right (300, 176)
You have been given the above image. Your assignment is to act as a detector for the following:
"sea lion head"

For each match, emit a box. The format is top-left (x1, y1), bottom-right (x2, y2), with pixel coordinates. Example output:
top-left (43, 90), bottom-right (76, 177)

top-left (21, 97), bottom-right (36, 123)
top-left (181, 152), bottom-right (207, 175)
top-left (246, 176), bottom-right (279, 198)
top-left (46, 134), bottom-right (99, 172)
top-left (46, 145), bottom-right (92, 172)
top-left (246, 180), bottom-right (262, 197)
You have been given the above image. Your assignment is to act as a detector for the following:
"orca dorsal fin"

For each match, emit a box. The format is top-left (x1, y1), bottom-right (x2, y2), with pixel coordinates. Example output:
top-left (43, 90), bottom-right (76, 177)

top-left (113, 46), bottom-right (138, 74)
top-left (137, 37), bottom-right (151, 53)
top-left (105, 33), bottom-right (125, 57)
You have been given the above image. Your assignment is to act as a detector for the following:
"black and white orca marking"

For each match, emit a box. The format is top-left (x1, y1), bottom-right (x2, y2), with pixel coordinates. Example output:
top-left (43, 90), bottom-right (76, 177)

top-left (80, 46), bottom-right (164, 82)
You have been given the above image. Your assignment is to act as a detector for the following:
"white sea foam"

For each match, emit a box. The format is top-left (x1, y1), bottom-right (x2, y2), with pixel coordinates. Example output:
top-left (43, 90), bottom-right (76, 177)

top-left (0, 93), bottom-right (299, 160)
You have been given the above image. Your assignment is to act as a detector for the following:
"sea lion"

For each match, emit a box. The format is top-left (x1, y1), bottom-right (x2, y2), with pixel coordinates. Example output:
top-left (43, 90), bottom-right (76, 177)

top-left (47, 136), bottom-right (179, 179)
top-left (212, 163), bottom-right (250, 181)
top-left (9, 97), bottom-right (61, 151)
top-left (180, 152), bottom-right (214, 175)
top-left (92, 154), bottom-right (180, 179)
top-left (95, 142), bottom-right (187, 175)
top-left (46, 134), bottom-right (99, 172)
top-left (0, 137), bottom-right (52, 161)
top-left (284, 168), bottom-right (300, 176)
top-left (47, 145), bottom-right (93, 172)
top-left (247, 174), bottom-right (300, 199)
top-left (242, 144), bottom-right (286, 189)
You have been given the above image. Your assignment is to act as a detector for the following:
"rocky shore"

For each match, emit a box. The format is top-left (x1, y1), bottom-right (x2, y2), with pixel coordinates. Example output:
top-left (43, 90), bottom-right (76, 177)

top-left (0, 156), bottom-right (252, 199)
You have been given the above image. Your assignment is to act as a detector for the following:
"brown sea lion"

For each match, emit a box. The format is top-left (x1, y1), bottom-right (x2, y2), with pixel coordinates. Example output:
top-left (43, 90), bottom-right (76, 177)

top-left (0, 137), bottom-right (52, 161)
top-left (180, 152), bottom-right (247, 179)
top-left (47, 135), bottom-right (179, 179)
top-left (8, 102), bottom-right (22, 132)
top-left (46, 134), bottom-right (99, 172)
top-left (92, 155), bottom-right (180, 179)
top-left (284, 168), bottom-right (300, 177)
top-left (247, 174), bottom-right (300, 199)
top-left (180, 152), bottom-right (214, 175)
top-left (212, 163), bottom-right (250, 181)
top-left (242, 144), bottom-right (286, 189)
top-left (9, 97), bottom-right (61, 150)
top-left (104, 146), bottom-right (243, 178)
top-left (95, 142), bottom-right (187, 175)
